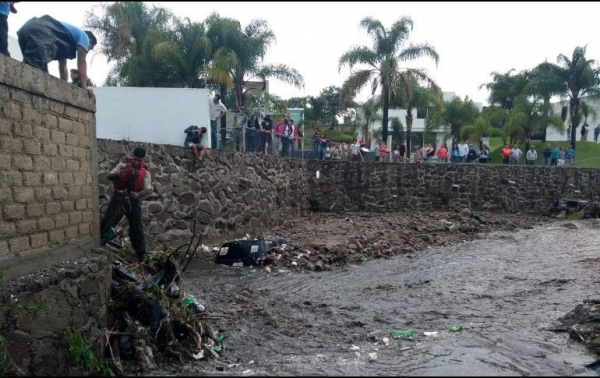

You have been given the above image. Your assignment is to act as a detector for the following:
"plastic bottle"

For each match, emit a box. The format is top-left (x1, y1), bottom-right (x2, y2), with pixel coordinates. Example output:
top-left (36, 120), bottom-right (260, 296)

top-left (448, 324), bottom-right (463, 332)
top-left (248, 266), bottom-right (257, 275)
top-left (389, 329), bottom-right (414, 340)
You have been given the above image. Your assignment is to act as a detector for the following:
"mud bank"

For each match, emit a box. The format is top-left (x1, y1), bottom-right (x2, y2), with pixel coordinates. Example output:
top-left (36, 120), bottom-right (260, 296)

top-left (156, 215), bottom-right (600, 376)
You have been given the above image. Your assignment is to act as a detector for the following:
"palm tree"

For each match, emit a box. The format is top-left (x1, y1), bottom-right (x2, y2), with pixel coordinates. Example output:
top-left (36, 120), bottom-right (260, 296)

top-left (528, 46), bottom-right (600, 149)
top-left (393, 72), bottom-right (440, 159)
top-left (504, 95), bottom-right (565, 141)
top-left (425, 95), bottom-right (478, 146)
top-left (84, 1), bottom-right (174, 83)
top-left (205, 13), bottom-right (305, 110)
top-left (151, 18), bottom-right (212, 88)
top-left (338, 16), bottom-right (439, 142)
top-left (356, 97), bottom-right (382, 148)
top-left (461, 116), bottom-right (503, 148)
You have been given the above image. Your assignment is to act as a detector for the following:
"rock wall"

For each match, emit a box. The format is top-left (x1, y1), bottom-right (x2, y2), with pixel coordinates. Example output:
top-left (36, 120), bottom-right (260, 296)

top-left (308, 160), bottom-right (600, 213)
top-left (97, 139), bottom-right (311, 246)
top-left (0, 249), bottom-right (111, 376)
top-left (0, 54), bottom-right (100, 281)
top-left (98, 139), bottom-right (600, 249)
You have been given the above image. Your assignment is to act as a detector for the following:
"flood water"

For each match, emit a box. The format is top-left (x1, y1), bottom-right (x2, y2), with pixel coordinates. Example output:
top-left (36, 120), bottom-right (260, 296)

top-left (158, 219), bottom-right (600, 376)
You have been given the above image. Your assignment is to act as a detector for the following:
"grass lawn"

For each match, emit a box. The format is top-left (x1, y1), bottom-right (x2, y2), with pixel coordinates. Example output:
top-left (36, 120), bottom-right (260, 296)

top-left (487, 137), bottom-right (600, 168)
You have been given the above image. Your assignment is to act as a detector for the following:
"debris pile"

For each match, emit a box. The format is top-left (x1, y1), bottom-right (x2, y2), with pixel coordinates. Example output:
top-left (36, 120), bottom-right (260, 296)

top-left (103, 221), bottom-right (223, 375)
top-left (550, 299), bottom-right (600, 357)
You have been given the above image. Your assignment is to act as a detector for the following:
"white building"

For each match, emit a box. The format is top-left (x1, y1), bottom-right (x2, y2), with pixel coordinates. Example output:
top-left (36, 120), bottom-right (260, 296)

top-left (94, 87), bottom-right (212, 147)
top-left (545, 99), bottom-right (600, 142)
top-left (362, 91), bottom-right (483, 149)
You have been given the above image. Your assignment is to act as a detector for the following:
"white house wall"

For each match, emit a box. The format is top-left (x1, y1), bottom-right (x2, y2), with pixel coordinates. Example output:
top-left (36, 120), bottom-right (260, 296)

top-left (94, 87), bottom-right (211, 147)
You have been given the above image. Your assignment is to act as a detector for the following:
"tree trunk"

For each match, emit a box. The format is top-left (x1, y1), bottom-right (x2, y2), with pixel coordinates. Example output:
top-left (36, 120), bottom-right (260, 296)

top-left (405, 113), bottom-right (413, 160)
top-left (381, 85), bottom-right (389, 141)
top-left (570, 97), bottom-right (579, 149)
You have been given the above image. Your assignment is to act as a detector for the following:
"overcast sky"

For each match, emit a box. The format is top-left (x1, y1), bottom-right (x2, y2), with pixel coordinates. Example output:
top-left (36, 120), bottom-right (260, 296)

top-left (6, 1), bottom-right (600, 106)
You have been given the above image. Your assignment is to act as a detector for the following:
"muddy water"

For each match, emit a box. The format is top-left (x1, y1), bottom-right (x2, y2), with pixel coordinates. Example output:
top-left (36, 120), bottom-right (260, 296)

top-left (160, 220), bottom-right (600, 376)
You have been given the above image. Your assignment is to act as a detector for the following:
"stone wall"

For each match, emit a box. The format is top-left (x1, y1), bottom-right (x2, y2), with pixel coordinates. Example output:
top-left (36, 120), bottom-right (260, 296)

top-left (0, 54), bottom-right (100, 282)
top-left (98, 139), bottom-right (600, 249)
top-left (308, 160), bottom-right (600, 213)
top-left (97, 139), bottom-right (311, 246)
top-left (0, 249), bottom-right (111, 376)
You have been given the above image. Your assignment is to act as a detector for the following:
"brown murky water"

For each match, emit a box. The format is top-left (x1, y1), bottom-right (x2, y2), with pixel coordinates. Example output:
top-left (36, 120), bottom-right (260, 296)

top-left (154, 219), bottom-right (600, 376)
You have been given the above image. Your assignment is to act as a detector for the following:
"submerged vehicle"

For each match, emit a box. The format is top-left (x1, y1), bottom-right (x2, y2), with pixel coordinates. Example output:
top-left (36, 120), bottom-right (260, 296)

top-left (214, 236), bottom-right (287, 267)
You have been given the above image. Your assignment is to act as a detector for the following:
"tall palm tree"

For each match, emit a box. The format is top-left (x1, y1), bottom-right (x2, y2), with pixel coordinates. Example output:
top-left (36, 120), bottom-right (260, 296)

top-left (393, 72), bottom-right (440, 158)
top-left (151, 18), bottom-right (212, 88)
top-left (205, 13), bottom-right (304, 110)
top-left (528, 46), bottom-right (600, 149)
top-left (338, 16), bottom-right (439, 141)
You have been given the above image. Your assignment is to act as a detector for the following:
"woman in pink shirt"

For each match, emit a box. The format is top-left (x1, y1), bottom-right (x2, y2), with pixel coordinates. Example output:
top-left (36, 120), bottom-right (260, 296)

top-left (436, 143), bottom-right (448, 163)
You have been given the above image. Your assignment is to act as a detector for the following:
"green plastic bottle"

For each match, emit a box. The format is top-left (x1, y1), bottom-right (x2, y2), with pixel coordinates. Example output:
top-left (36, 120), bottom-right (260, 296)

top-left (448, 324), bottom-right (463, 332)
top-left (248, 266), bottom-right (257, 275)
top-left (389, 329), bottom-right (414, 340)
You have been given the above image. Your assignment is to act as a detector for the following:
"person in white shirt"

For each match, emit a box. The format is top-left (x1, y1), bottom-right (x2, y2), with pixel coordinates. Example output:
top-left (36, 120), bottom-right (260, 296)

top-left (209, 94), bottom-right (227, 149)
top-left (526, 145), bottom-right (537, 166)
top-left (510, 143), bottom-right (522, 165)
top-left (458, 141), bottom-right (469, 163)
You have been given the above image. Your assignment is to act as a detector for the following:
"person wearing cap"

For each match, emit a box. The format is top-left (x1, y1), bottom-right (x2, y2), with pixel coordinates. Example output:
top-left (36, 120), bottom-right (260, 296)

top-left (184, 125), bottom-right (207, 161)
top-left (100, 147), bottom-right (153, 262)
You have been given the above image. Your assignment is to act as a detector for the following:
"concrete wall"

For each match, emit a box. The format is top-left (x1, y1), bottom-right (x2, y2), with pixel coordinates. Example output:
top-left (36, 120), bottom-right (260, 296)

top-left (0, 54), bottom-right (100, 281)
top-left (94, 87), bottom-right (211, 147)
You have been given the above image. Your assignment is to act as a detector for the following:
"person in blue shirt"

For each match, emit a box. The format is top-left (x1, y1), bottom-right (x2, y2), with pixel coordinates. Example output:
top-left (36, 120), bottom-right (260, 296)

top-left (16, 14), bottom-right (97, 98)
top-left (0, 2), bottom-right (18, 57)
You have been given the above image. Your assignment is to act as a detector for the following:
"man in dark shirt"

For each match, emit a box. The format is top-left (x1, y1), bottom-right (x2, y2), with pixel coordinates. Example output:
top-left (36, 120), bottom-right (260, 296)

top-left (259, 115), bottom-right (273, 154)
top-left (184, 125), bottom-right (207, 161)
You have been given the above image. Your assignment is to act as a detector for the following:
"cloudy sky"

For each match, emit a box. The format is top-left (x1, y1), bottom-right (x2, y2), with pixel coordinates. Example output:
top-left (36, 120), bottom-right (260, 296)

top-left (6, 1), bottom-right (600, 106)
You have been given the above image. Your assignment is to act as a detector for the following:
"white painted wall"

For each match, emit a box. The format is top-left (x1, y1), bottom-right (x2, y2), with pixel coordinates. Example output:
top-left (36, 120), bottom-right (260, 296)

top-left (94, 87), bottom-right (212, 147)
top-left (7, 35), bottom-right (22, 61)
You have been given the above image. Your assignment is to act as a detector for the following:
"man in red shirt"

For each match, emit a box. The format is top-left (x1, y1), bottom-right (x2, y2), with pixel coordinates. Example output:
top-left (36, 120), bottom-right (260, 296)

top-left (500, 144), bottom-right (511, 165)
top-left (100, 148), bottom-right (153, 261)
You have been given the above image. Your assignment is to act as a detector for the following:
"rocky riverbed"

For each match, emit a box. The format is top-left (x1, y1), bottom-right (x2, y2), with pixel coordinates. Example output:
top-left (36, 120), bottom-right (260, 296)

top-left (141, 212), bottom-right (600, 376)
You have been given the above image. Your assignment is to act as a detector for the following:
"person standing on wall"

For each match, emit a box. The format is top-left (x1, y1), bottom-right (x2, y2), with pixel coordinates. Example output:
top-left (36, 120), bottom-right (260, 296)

top-left (209, 94), bottom-right (227, 149)
top-left (0, 2), bottom-right (18, 57)
top-left (100, 148), bottom-right (153, 262)
top-left (16, 14), bottom-right (96, 98)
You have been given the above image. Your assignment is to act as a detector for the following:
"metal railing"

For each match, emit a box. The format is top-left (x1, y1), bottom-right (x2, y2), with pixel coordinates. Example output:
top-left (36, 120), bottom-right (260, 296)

top-left (207, 124), bottom-right (582, 166)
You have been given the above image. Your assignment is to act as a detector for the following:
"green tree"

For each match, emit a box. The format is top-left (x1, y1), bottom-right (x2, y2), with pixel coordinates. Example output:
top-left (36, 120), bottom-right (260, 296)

top-left (205, 13), bottom-right (304, 110)
top-left (426, 95), bottom-right (480, 143)
top-left (319, 85), bottom-right (342, 130)
top-left (390, 117), bottom-right (404, 144)
top-left (151, 18), bottom-right (212, 88)
top-left (528, 46), bottom-right (600, 149)
top-left (84, 1), bottom-right (174, 85)
top-left (356, 97), bottom-right (382, 148)
top-left (393, 72), bottom-right (440, 158)
top-left (461, 116), bottom-right (503, 147)
top-left (504, 94), bottom-right (565, 141)
top-left (245, 92), bottom-right (288, 120)
top-left (338, 16), bottom-right (439, 141)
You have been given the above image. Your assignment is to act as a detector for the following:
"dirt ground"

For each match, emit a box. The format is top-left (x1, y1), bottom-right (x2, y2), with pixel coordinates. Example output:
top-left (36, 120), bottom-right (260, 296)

top-left (198, 209), bottom-right (550, 273)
